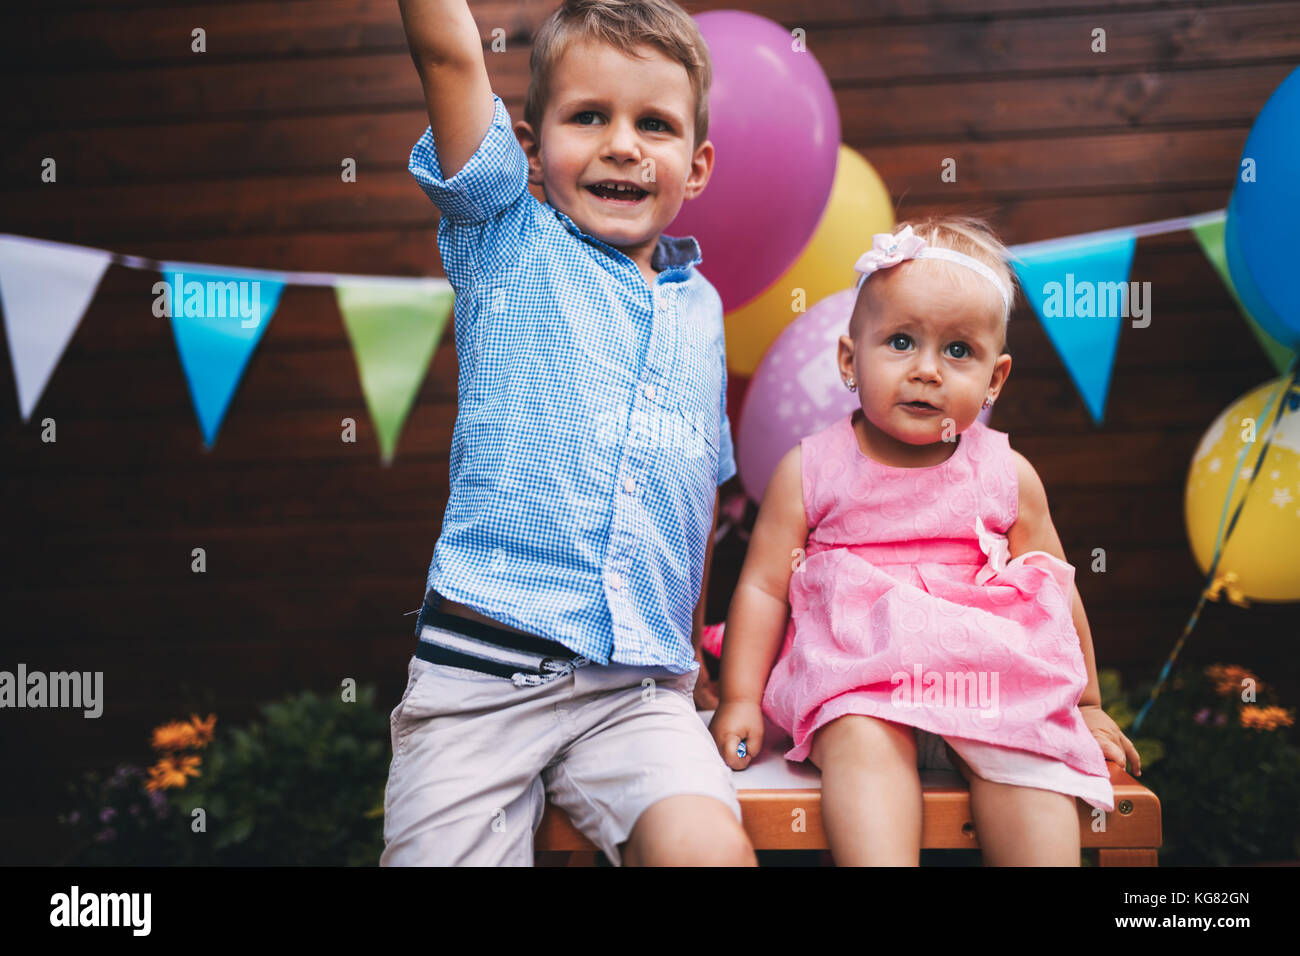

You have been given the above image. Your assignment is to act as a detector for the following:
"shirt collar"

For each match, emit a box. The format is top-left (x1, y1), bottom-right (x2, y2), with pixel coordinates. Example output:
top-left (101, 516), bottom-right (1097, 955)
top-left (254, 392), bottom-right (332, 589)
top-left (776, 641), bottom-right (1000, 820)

top-left (550, 206), bottom-right (702, 276)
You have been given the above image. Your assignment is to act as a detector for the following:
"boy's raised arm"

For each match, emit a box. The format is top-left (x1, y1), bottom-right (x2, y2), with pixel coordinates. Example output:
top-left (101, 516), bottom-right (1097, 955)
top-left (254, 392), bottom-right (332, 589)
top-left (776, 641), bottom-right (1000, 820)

top-left (397, 0), bottom-right (496, 180)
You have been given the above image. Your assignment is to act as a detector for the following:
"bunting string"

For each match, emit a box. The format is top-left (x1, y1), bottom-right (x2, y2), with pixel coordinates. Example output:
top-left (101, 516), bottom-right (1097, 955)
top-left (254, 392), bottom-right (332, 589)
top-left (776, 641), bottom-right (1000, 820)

top-left (1132, 351), bottom-right (1300, 732)
top-left (2, 232), bottom-right (449, 289)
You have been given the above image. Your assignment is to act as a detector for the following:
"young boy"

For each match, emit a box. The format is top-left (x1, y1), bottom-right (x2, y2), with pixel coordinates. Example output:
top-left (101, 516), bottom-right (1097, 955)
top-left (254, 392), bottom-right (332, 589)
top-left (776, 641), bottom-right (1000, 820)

top-left (381, 0), bottom-right (757, 866)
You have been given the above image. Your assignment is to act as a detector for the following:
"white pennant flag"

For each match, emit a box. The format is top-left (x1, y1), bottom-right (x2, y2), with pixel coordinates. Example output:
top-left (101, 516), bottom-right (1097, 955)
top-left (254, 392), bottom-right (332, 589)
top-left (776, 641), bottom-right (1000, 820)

top-left (0, 235), bottom-right (112, 422)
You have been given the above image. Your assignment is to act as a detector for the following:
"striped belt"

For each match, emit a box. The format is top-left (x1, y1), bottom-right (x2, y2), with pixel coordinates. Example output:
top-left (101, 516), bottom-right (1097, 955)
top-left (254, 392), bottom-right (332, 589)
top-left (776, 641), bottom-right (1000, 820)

top-left (414, 589), bottom-right (589, 688)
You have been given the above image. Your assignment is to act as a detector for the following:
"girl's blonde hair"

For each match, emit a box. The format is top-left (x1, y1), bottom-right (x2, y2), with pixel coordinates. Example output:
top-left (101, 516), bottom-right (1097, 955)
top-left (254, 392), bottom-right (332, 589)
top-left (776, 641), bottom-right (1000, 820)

top-left (853, 215), bottom-right (1018, 353)
top-left (525, 0), bottom-right (713, 150)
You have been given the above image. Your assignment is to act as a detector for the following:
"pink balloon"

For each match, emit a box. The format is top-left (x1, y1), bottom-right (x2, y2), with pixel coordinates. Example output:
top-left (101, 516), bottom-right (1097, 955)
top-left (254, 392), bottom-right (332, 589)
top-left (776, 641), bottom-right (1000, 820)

top-left (673, 10), bottom-right (840, 311)
top-left (736, 288), bottom-right (993, 501)
top-left (737, 289), bottom-right (859, 502)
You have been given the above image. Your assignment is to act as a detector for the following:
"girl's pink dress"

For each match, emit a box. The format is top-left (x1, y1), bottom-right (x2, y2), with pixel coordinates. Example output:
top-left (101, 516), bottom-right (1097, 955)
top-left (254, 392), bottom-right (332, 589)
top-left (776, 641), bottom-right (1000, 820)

top-left (762, 412), bottom-right (1115, 811)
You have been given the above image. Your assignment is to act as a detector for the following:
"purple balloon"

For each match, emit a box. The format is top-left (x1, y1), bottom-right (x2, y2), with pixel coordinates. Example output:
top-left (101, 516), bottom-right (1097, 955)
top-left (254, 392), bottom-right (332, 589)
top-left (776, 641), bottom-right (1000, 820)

top-left (737, 289), bottom-right (858, 501)
top-left (672, 10), bottom-right (840, 312)
top-left (737, 288), bottom-right (993, 501)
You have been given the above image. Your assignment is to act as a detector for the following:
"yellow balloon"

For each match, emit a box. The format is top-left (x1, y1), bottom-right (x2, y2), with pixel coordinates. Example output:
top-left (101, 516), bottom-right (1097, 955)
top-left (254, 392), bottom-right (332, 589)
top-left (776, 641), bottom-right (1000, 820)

top-left (723, 145), bottom-right (894, 376)
top-left (1185, 377), bottom-right (1300, 603)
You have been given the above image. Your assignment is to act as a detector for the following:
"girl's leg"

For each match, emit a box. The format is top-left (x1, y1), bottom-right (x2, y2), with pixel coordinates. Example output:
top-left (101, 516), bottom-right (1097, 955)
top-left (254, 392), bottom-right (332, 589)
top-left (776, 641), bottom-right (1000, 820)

top-left (809, 714), bottom-right (921, 866)
top-left (946, 748), bottom-right (1080, 866)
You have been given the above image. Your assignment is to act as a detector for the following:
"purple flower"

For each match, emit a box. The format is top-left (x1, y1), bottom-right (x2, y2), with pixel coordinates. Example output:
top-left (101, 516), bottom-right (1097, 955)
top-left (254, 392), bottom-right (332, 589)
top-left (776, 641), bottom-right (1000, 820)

top-left (94, 827), bottom-right (117, 843)
top-left (148, 789), bottom-right (169, 817)
top-left (129, 803), bottom-right (141, 817)
top-left (1214, 713), bottom-right (1226, 726)
top-left (109, 764), bottom-right (141, 786)
top-left (1194, 708), bottom-right (1211, 724)
top-left (67, 811), bottom-right (81, 825)
top-left (99, 807), bottom-right (117, 823)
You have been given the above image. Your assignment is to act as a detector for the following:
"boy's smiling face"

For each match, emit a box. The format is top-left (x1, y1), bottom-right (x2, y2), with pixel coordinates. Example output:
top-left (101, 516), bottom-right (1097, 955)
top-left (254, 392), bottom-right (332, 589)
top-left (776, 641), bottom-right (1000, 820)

top-left (515, 37), bottom-right (713, 278)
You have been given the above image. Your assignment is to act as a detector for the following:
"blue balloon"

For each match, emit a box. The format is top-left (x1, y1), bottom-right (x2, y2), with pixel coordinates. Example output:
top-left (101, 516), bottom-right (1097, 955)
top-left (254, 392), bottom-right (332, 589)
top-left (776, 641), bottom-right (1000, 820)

top-left (1225, 190), bottom-right (1295, 348)
top-left (1227, 66), bottom-right (1300, 346)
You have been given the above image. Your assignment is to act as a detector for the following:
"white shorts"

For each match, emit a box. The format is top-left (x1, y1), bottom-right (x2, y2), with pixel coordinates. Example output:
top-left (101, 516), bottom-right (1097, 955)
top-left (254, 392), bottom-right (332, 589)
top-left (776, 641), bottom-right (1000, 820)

top-left (915, 727), bottom-right (1113, 811)
top-left (380, 655), bottom-right (743, 866)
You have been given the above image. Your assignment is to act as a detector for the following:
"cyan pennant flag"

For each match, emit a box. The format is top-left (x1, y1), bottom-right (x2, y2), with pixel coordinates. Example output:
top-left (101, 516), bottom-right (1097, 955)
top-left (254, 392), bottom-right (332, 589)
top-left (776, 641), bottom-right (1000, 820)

top-left (1011, 233), bottom-right (1137, 425)
top-left (161, 267), bottom-right (284, 447)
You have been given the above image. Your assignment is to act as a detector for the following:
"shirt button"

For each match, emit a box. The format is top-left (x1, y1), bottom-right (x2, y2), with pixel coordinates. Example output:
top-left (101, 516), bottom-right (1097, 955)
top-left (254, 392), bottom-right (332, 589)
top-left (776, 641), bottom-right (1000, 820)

top-left (607, 570), bottom-right (623, 590)
top-left (622, 477), bottom-right (636, 494)
top-left (643, 383), bottom-right (656, 400)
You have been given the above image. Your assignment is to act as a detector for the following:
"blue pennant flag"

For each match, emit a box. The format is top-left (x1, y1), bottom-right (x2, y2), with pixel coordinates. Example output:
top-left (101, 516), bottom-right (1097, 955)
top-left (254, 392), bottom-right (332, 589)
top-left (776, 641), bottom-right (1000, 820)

top-left (1011, 234), bottom-right (1138, 426)
top-left (161, 268), bottom-right (284, 446)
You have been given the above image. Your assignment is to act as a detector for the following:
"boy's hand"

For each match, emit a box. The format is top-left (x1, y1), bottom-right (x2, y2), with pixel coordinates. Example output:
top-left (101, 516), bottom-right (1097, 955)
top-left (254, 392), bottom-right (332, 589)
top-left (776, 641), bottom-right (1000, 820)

top-left (692, 644), bottom-right (720, 710)
top-left (1080, 703), bottom-right (1141, 776)
top-left (709, 700), bottom-right (765, 770)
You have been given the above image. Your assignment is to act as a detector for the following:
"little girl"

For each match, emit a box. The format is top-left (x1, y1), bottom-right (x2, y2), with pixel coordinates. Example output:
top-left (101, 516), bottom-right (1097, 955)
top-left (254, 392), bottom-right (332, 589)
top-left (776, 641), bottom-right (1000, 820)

top-left (709, 216), bottom-right (1141, 866)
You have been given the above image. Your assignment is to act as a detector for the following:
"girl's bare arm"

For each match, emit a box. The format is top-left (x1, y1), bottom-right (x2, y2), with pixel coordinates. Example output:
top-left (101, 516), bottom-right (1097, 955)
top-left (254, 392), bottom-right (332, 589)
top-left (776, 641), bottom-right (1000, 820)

top-left (719, 445), bottom-right (811, 705)
top-left (1006, 450), bottom-right (1101, 704)
top-left (1007, 449), bottom-right (1141, 772)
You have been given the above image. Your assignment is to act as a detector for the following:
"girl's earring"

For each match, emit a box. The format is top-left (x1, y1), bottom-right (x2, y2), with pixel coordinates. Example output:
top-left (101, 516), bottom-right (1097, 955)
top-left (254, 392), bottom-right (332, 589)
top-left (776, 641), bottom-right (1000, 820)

top-left (845, 377), bottom-right (857, 392)
top-left (982, 396), bottom-right (993, 409)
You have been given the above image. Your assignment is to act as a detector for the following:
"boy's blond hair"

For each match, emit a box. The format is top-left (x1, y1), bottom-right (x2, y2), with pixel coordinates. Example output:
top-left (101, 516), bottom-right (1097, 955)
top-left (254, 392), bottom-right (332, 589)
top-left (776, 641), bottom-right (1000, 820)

top-left (853, 215), bottom-right (1018, 353)
top-left (524, 0), bottom-right (712, 150)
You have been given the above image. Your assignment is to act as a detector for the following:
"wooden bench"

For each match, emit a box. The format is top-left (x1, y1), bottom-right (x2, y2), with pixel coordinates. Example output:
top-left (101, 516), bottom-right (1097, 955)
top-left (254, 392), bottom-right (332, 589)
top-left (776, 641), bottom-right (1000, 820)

top-left (535, 712), bottom-right (1161, 865)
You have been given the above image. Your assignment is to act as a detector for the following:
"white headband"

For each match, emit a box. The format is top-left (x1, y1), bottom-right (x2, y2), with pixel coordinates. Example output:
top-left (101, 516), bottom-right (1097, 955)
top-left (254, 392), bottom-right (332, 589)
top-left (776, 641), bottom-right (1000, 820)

top-left (853, 225), bottom-right (1012, 313)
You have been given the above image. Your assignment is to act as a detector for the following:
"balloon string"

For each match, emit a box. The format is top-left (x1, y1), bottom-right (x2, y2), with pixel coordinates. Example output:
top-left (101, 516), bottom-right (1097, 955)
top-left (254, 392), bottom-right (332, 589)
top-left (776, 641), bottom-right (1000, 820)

top-left (1132, 352), bottom-right (1300, 732)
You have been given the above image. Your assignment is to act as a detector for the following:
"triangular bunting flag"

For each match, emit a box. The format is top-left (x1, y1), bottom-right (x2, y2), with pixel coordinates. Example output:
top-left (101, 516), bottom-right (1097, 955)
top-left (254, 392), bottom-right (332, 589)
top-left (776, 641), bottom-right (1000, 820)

top-left (161, 267), bottom-right (284, 447)
top-left (1012, 234), bottom-right (1137, 425)
top-left (1192, 214), bottom-right (1297, 375)
top-left (0, 235), bottom-right (112, 421)
top-left (334, 279), bottom-right (453, 463)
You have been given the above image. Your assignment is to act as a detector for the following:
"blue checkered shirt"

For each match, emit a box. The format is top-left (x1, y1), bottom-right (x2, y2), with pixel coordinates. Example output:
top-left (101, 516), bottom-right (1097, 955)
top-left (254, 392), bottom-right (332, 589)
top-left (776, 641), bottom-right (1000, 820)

top-left (408, 92), bottom-right (735, 673)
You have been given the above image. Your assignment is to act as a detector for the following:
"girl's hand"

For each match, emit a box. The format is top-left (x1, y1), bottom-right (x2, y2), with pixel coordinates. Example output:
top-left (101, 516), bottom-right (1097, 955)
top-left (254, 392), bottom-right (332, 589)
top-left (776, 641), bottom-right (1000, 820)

top-left (1080, 704), bottom-right (1142, 776)
top-left (709, 700), bottom-right (765, 770)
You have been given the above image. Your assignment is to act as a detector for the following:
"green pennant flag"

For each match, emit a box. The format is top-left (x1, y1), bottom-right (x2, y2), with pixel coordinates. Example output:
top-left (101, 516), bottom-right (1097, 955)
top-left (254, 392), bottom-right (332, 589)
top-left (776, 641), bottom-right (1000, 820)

top-left (1191, 215), bottom-right (1296, 375)
top-left (334, 279), bottom-right (454, 463)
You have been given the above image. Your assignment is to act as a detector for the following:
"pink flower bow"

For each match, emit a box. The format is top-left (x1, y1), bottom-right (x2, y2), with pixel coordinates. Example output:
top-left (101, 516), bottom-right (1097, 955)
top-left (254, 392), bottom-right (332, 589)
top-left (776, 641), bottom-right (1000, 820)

top-left (853, 225), bottom-right (929, 282)
top-left (974, 514), bottom-right (1010, 585)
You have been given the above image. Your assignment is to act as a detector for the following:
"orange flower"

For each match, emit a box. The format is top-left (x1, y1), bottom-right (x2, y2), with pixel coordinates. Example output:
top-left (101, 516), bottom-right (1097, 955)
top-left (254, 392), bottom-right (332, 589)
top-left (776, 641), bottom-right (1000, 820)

top-left (1204, 664), bottom-right (1259, 698)
top-left (1239, 706), bottom-right (1295, 732)
top-left (144, 754), bottom-right (202, 791)
top-left (151, 713), bottom-right (217, 753)
top-left (151, 720), bottom-right (200, 752)
top-left (188, 713), bottom-right (217, 748)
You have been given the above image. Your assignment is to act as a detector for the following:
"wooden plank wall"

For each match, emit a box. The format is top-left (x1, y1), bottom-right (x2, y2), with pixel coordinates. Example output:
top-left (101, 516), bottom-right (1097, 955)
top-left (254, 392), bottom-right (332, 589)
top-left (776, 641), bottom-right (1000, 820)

top-left (3, 0), bottom-right (1298, 862)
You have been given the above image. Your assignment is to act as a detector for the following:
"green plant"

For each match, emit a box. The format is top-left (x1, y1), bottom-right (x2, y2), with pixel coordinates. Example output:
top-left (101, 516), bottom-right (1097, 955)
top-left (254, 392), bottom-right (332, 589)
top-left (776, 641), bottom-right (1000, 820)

top-left (173, 687), bottom-right (389, 865)
top-left (60, 686), bottom-right (391, 866)
top-left (1100, 663), bottom-right (1300, 865)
